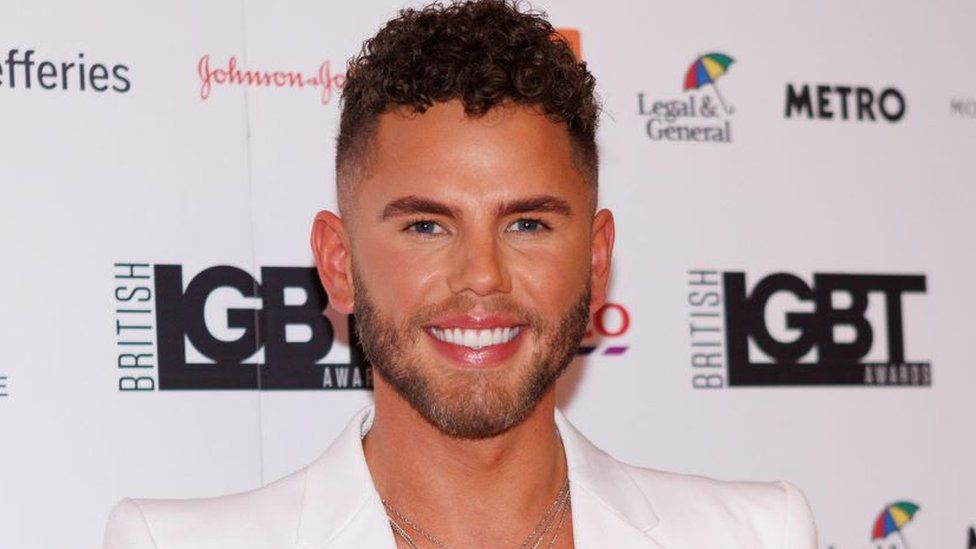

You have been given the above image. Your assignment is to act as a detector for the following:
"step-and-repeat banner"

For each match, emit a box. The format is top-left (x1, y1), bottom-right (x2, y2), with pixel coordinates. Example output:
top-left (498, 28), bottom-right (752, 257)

top-left (2, 1), bottom-right (974, 547)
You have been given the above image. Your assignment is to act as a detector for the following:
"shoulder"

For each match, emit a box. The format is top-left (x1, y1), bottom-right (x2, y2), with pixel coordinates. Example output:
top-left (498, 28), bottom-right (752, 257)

top-left (103, 468), bottom-right (308, 549)
top-left (622, 463), bottom-right (818, 549)
top-left (554, 408), bottom-right (818, 548)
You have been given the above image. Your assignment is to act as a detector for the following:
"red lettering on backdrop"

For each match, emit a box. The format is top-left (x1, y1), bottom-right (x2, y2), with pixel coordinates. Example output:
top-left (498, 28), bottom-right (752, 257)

top-left (594, 303), bottom-right (630, 337)
top-left (317, 61), bottom-right (346, 105)
top-left (197, 54), bottom-right (346, 105)
top-left (198, 54), bottom-right (214, 99)
top-left (584, 303), bottom-right (631, 338)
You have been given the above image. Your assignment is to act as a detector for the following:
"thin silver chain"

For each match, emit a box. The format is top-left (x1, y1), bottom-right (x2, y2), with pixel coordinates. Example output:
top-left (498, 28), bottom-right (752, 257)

top-left (388, 516), bottom-right (422, 549)
top-left (383, 499), bottom-right (450, 549)
top-left (517, 479), bottom-right (571, 549)
top-left (545, 495), bottom-right (571, 549)
top-left (383, 477), bottom-right (571, 549)
top-left (530, 490), bottom-right (571, 549)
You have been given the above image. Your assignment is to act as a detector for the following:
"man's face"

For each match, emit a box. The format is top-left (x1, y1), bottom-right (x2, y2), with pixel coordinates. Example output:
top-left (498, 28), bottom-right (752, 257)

top-left (332, 101), bottom-right (611, 438)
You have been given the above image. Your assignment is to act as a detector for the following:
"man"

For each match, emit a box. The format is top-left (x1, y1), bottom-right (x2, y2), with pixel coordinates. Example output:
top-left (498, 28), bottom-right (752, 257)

top-left (104, 1), bottom-right (818, 547)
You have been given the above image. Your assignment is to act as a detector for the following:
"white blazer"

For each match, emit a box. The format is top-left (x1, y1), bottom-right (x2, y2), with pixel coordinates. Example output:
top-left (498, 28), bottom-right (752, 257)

top-left (104, 407), bottom-right (818, 548)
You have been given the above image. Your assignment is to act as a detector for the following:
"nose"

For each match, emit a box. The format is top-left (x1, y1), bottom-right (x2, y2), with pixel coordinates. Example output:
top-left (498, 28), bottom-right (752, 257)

top-left (446, 230), bottom-right (511, 296)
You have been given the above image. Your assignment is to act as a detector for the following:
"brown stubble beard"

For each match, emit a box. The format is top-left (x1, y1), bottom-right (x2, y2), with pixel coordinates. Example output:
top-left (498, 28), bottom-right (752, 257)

top-left (351, 265), bottom-right (591, 439)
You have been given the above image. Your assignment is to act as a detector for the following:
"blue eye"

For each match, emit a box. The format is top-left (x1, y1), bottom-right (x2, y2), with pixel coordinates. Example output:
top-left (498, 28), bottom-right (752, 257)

top-left (406, 220), bottom-right (445, 235)
top-left (506, 219), bottom-right (548, 233)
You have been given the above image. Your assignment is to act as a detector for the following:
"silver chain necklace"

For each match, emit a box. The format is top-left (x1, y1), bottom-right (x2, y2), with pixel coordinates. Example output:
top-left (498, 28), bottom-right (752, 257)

top-left (381, 477), bottom-right (571, 549)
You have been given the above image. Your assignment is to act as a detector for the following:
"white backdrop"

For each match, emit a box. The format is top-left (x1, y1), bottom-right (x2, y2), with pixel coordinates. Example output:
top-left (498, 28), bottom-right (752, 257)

top-left (1, 1), bottom-right (974, 548)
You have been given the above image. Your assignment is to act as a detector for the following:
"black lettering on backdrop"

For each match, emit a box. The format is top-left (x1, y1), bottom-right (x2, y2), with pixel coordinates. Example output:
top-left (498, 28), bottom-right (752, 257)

top-left (154, 265), bottom-right (367, 390)
top-left (950, 99), bottom-right (976, 117)
top-left (784, 83), bottom-right (905, 122)
top-left (1, 49), bottom-right (130, 93)
top-left (112, 65), bottom-right (131, 92)
top-left (723, 272), bottom-right (928, 386)
top-left (688, 270), bottom-right (725, 389)
top-left (114, 263), bottom-right (155, 391)
top-left (785, 83), bottom-right (812, 118)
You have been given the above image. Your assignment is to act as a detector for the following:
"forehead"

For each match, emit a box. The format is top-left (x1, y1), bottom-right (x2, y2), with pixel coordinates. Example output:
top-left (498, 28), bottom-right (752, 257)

top-left (352, 101), bottom-right (586, 209)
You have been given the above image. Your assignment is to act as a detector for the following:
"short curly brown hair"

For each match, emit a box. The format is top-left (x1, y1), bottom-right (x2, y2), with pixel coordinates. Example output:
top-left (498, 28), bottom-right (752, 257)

top-left (335, 0), bottom-right (599, 209)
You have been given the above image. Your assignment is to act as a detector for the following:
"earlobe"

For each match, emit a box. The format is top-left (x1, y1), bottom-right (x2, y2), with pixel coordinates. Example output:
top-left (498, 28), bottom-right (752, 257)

top-left (310, 211), bottom-right (356, 314)
top-left (589, 209), bottom-right (615, 313)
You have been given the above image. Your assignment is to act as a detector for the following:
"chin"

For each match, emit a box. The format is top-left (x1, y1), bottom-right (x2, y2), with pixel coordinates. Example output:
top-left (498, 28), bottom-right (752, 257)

top-left (383, 355), bottom-right (557, 439)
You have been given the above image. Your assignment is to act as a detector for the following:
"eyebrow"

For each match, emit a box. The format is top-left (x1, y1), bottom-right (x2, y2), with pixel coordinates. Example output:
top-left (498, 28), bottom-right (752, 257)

top-left (496, 195), bottom-right (572, 218)
top-left (378, 194), bottom-right (573, 221)
top-left (379, 196), bottom-right (461, 221)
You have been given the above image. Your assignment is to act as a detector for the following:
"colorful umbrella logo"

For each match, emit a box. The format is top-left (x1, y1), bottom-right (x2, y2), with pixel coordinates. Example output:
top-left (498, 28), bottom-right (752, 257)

top-left (871, 501), bottom-right (920, 548)
top-left (683, 52), bottom-right (735, 115)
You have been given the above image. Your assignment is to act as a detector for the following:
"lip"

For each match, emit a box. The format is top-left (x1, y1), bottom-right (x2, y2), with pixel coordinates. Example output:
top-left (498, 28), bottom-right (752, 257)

top-left (425, 314), bottom-right (525, 330)
top-left (424, 325), bottom-right (528, 368)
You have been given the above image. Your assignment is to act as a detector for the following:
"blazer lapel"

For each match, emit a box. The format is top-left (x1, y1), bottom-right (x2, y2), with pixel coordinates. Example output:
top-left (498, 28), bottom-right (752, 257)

top-left (295, 406), bottom-right (396, 549)
top-left (556, 410), bottom-right (668, 549)
top-left (295, 406), bottom-right (668, 549)
top-left (570, 487), bottom-right (668, 549)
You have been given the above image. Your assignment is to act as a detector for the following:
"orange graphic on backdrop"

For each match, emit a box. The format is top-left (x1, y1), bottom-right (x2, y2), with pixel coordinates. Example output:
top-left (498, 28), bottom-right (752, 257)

top-left (553, 28), bottom-right (581, 60)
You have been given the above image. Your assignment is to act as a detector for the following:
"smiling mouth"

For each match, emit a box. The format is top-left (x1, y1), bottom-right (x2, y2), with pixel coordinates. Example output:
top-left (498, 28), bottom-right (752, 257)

top-left (426, 326), bottom-right (522, 350)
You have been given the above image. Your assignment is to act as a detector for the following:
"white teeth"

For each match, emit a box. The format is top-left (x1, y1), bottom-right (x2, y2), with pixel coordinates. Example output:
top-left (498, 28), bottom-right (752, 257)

top-left (429, 326), bottom-right (522, 349)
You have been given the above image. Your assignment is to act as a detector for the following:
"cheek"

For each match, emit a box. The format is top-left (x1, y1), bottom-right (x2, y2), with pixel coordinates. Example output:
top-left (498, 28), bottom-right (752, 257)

top-left (354, 234), bottom-right (445, 317)
top-left (510, 238), bottom-right (589, 307)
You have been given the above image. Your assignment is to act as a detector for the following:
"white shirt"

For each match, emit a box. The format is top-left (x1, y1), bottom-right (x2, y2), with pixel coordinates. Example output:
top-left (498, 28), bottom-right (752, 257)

top-left (104, 406), bottom-right (818, 548)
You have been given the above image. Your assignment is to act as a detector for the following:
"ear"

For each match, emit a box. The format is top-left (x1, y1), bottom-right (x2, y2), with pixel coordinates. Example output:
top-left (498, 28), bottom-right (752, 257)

top-left (589, 208), bottom-right (615, 314)
top-left (311, 210), bottom-right (355, 315)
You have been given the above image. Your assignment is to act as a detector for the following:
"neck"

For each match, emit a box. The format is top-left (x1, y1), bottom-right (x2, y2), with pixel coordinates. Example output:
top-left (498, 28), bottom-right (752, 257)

top-left (363, 377), bottom-right (566, 546)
